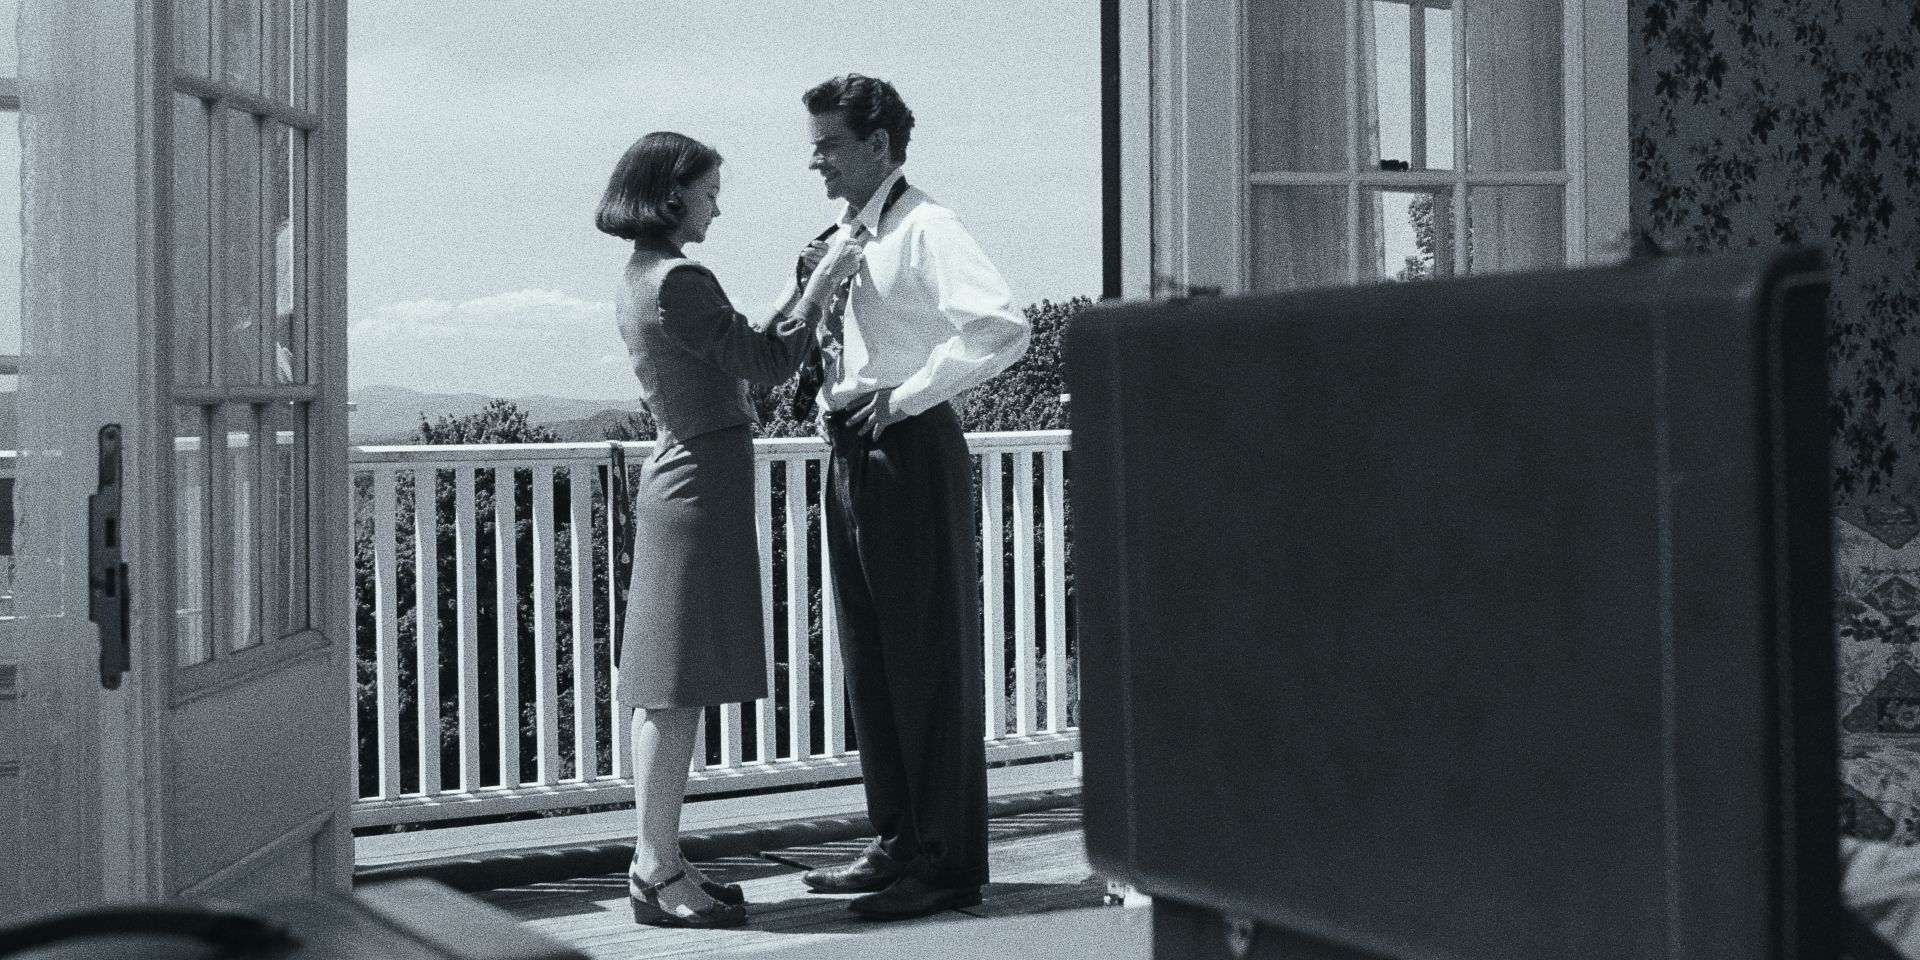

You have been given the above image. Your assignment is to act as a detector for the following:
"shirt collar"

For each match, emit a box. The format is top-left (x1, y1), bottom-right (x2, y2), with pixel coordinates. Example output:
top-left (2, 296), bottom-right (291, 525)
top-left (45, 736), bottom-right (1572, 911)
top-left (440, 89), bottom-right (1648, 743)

top-left (842, 167), bottom-right (907, 235)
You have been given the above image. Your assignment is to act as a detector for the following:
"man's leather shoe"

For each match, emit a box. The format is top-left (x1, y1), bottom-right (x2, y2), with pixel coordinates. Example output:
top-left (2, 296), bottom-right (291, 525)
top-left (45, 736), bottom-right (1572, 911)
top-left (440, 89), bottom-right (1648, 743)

top-left (847, 875), bottom-right (982, 920)
top-left (800, 852), bottom-right (904, 894)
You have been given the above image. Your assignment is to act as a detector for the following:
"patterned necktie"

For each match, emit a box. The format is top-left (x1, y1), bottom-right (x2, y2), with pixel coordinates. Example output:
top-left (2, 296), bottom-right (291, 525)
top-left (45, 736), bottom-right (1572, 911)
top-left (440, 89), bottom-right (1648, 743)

top-left (789, 177), bottom-right (909, 424)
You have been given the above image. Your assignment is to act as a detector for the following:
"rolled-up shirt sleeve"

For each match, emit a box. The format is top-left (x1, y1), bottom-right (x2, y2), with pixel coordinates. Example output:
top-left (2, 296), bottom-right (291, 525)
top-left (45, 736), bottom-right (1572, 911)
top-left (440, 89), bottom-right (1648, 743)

top-left (659, 264), bottom-right (813, 387)
top-left (887, 215), bottom-right (1030, 417)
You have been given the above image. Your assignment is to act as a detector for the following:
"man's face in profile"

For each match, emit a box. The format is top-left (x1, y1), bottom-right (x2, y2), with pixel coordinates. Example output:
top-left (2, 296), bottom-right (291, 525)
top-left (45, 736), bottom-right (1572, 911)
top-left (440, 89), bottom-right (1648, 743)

top-left (808, 110), bottom-right (888, 204)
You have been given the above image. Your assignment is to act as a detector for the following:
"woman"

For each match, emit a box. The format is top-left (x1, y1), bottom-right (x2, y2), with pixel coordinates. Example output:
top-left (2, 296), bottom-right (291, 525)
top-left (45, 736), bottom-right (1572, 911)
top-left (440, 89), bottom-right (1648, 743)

top-left (594, 131), bottom-right (862, 929)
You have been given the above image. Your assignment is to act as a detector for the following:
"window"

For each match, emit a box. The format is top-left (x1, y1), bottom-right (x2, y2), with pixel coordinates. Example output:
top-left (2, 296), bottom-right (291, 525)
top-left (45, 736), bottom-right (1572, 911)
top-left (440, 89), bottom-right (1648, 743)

top-left (168, 0), bottom-right (321, 672)
top-left (1144, 0), bottom-right (1626, 296)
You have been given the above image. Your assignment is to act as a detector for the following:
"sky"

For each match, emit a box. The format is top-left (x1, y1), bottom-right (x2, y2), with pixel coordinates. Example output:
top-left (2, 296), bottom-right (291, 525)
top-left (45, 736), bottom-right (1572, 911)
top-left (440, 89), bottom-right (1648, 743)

top-left (347, 0), bottom-right (1102, 402)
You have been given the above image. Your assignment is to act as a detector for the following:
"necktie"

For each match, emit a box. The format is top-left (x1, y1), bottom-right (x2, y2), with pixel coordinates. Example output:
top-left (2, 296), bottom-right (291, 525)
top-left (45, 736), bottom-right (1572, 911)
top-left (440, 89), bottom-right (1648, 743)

top-left (789, 177), bottom-right (909, 424)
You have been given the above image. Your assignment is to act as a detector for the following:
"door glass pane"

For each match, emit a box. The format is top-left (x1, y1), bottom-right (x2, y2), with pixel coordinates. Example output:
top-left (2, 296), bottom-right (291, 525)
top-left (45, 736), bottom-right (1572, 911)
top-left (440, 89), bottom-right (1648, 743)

top-left (175, 0), bottom-right (211, 77)
top-left (221, 404), bottom-right (258, 652)
top-left (220, 108), bottom-right (262, 385)
top-left (173, 94), bottom-right (212, 385)
top-left (1365, 2), bottom-right (1412, 170)
top-left (1, 0), bottom-right (18, 77)
top-left (267, 0), bottom-right (293, 106)
top-left (1250, 186), bottom-right (1350, 292)
top-left (220, 0), bottom-right (261, 93)
top-left (1365, 2), bottom-right (1457, 172)
top-left (1422, 5), bottom-right (1455, 170)
top-left (2, 111), bottom-right (20, 359)
top-left (1467, 186), bottom-right (1564, 275)
top-left (269, 123), bottom-right (302, 383)
top-left (1365, 189), bottom-right (1453, 282)
top-left (1247, 0), bottom-right (1349, 173)
top-left (175, 406), bottom-right (212, 665)
top-left (1464, 0), bottom-right (1563, 172)
top-left (265, 400), bottom-right (307, 634)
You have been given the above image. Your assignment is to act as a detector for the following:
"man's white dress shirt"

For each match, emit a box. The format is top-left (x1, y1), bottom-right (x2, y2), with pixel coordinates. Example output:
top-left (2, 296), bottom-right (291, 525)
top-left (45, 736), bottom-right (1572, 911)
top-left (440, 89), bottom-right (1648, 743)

top-left (795, 168), bottom-right (1029, 418)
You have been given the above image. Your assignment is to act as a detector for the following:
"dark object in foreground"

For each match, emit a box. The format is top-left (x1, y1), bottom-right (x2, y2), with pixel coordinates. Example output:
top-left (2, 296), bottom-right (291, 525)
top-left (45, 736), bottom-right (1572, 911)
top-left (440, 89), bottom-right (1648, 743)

top-left (0, 878), bottom-right (583, 959)
top-left (1070, 249), bottom-right (1841, 959)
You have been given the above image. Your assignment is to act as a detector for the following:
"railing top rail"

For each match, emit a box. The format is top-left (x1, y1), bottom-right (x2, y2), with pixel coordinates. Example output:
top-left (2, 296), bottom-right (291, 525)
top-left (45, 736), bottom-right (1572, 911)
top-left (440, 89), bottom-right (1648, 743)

top-left (351, 430), bottom-right (1070, 467)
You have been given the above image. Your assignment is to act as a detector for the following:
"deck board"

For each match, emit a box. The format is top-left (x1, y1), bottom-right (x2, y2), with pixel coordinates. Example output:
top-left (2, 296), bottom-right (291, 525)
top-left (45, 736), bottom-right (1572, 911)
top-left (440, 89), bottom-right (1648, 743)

top-left (479, 808), bottom-right (1141, 959)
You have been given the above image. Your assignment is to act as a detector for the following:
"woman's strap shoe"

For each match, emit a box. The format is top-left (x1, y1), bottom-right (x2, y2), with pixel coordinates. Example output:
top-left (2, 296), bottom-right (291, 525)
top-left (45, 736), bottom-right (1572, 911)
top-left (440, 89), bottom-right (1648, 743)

top-left (701, 880), bottom-right (746, 906)
top-left (629, 870), bottom-right (749, 929)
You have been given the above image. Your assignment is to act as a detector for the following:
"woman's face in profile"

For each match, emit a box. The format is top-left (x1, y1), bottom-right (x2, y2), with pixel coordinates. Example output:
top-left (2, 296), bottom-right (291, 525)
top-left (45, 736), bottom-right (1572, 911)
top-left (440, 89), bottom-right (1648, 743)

top-left (674, 168), bottom-right (723, 245)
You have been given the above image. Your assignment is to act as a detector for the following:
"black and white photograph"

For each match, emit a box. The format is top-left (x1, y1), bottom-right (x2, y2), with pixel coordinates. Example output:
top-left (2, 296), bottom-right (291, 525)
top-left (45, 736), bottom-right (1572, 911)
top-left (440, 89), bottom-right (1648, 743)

top-left (3, 1), bottom-right (1920, 958)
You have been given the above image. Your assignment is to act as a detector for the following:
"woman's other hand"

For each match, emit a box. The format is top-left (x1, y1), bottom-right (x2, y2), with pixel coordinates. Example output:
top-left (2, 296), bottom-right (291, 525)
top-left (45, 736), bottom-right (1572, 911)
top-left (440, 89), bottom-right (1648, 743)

top-left (796, 239), bottom-right (829, 284)
top-left (813, 230), bottom-right (868, 287)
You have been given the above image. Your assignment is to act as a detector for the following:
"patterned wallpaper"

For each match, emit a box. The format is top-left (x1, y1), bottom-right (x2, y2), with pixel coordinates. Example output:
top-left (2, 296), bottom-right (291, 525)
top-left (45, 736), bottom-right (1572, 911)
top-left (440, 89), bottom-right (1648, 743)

top-left (1633, 0), bottom-right (1920, 842)
top-left (1631, 0), bottom-right (1920, 506)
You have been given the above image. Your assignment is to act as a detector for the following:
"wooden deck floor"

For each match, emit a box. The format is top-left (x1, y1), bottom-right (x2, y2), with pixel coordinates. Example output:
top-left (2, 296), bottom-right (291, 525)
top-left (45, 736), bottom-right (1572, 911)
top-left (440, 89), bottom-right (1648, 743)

top-left (478, 807), bottom-right (1151, 959)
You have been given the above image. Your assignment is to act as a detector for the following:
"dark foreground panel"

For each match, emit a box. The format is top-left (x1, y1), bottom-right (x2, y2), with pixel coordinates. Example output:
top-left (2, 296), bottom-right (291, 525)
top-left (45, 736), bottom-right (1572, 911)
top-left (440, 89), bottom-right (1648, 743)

top-left (1070, 249), bottom-right (1836, 959)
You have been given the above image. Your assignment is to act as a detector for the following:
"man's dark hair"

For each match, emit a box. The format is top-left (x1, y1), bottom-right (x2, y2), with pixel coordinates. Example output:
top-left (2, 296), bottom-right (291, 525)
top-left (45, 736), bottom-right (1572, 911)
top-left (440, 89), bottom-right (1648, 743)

top-left (594, 131), bottom-right (722, 243)
top-left (803, 74), bottom-right (915, 163)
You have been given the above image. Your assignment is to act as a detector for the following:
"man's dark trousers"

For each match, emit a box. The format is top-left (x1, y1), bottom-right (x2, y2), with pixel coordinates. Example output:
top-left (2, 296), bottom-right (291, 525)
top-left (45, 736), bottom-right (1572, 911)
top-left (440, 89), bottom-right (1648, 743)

top-left (824, 401), bottom-right (989, 888)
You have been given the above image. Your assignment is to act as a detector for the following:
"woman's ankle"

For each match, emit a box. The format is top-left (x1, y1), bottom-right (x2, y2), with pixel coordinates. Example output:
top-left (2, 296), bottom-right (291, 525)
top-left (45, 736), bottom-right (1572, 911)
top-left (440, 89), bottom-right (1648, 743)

top-left (629, 849), bottom-right (681, 881)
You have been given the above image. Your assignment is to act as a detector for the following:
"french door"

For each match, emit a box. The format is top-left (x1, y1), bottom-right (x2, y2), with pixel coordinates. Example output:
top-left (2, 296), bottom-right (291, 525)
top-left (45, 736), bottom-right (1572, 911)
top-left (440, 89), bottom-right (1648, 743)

top-left (1, 0), bottom-right (349, 914)
top-left (156, 0), bottom-right (352, 903)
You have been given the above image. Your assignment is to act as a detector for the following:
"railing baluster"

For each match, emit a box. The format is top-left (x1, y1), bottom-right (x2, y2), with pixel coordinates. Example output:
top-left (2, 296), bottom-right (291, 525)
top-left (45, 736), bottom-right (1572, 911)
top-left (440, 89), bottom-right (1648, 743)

top-left (818, 452), bottom-right (844, 758)
top-left (755, 455), bottom-right (776, 764)
top-left (605, 458), bottom-right (627, 782)
top-left (372, 470), bottom-right (402, 800)
top-left (454, 467), bottom-right (481, 793)
top-left (569, 466), bottom-right (597, 782)
top-left (1012, 453), bottom-right (1037, 738)
top-left (413, 470), bottom-right (442, 796)
top-left (1043, 449), bottom-right (1068, 733)
top-left (722, 701), bottom-right (744, 768)
top-left (785, 459), bottom-right (811, 760)
top-left (980, 451), bottom-right (1005, 741)
top-left (495, 467), bottom-right (522, 787)
top-left (532, 465), bottom-right (560, 786)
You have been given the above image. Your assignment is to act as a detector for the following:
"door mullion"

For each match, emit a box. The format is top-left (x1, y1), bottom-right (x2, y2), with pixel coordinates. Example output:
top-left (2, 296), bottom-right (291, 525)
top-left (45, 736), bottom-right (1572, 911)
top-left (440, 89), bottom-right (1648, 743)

top-left (204, 404), bottom-right (226, 657)
top-left (252, 402), bottom-right (268, 649)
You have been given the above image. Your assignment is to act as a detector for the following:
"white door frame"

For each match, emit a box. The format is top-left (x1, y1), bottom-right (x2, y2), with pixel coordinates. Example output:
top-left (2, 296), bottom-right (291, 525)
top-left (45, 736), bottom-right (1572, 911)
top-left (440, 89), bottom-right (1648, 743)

top-left (7, 0), bottom-right (353, 909)
top-left (6, 0), bottom-right (154, 912)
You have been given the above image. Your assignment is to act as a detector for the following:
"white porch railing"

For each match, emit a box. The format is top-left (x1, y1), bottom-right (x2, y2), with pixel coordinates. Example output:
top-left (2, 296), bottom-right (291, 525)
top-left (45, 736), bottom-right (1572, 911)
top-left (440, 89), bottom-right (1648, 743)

top-left (350, 432), bottom-right (1075, 828)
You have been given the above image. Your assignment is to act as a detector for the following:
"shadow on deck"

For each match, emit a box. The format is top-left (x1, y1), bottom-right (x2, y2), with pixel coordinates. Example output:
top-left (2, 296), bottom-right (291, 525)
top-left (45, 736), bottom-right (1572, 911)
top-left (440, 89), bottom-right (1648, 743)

top-left (477, 807), bottom-right (1152, 959)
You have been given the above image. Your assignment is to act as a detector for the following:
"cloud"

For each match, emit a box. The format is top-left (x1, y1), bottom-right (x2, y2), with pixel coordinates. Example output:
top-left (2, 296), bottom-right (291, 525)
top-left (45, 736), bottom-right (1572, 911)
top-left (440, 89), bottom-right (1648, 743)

top-left (352, 289), bottom-right (614, 341)
top-left (350, 288), bottom-right (634, 400)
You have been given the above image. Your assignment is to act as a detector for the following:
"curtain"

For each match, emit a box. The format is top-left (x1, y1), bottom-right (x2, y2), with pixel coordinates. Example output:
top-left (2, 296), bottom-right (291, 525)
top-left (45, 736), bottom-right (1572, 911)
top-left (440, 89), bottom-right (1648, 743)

top-left (1247, 0), bottom-right (1364, 291)
top-left (1463, 0), bottom-right (1565, 272)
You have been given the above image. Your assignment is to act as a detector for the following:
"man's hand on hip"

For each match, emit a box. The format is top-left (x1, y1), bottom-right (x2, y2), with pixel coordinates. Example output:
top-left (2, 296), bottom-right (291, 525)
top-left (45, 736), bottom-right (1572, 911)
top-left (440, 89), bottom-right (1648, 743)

top-left (846, 390), bottom-right (906, 440)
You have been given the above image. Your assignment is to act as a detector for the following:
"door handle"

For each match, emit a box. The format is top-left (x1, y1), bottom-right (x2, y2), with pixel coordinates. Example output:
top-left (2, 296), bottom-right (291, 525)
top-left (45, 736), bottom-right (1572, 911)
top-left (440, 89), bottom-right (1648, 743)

top-left (88, 424), bottom-right (130, 690)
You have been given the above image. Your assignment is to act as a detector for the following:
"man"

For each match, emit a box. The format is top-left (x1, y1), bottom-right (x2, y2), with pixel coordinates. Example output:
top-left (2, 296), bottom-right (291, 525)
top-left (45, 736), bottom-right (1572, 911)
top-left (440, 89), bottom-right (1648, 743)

top-left (789, 74), bottom-right (1029, 921)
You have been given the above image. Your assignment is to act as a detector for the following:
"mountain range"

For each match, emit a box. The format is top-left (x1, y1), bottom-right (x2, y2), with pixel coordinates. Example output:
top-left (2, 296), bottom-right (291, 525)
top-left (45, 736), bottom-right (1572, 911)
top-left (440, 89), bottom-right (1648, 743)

top-left (349, 385), bottom-right (642, 444)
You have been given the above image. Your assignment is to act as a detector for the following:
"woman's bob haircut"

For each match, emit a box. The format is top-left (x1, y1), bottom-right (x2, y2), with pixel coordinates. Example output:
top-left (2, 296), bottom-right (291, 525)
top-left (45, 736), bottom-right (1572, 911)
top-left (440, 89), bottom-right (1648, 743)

top-left (595, 131), bottom-right (723, 243)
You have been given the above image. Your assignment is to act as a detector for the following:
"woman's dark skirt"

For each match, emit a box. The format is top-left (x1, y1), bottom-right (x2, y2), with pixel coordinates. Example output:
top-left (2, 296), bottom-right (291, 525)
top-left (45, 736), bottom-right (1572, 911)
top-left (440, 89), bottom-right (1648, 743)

top-left (616, 424), bottom-right (770, 709)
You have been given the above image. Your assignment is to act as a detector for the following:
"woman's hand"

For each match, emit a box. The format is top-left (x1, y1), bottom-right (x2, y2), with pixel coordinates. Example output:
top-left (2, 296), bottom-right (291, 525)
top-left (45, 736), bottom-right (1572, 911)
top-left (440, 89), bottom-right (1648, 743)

top-left (811, 230), bottom-right (868, 287)
top-left (789, 229), bottom-right (868, 323)
top-left (796, 239), bottom-right (829, 284)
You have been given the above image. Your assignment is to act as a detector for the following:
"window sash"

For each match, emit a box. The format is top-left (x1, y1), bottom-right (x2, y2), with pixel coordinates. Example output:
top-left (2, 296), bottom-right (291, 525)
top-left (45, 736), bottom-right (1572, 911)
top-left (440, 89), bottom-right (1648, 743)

top-left (1243, 0), bottom-right (1581, 288)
